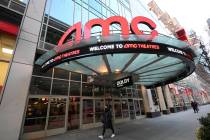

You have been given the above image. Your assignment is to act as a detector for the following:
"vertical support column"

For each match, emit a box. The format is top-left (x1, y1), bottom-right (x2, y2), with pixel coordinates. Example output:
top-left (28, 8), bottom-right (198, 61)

top-left (141, 86), bottom-right (160, 118)
top-left (141, 85), bottom-right (150, 113)
top-left (156, 87), bottom-right (169, 114)
top-left (0, 0), bottom-right (46, 140)
top-left (163, 85), bottom-right (176, 113)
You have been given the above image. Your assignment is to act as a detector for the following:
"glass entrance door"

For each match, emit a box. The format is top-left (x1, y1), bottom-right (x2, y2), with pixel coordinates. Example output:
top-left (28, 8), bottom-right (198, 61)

top-left (68, 97), bottom-right (80, 130)
top-left (134, 100), bottom-right (141, 117)
top-left (47, 97), bottom-right (67, 130)
top-left (128, 99), bottom-right (135, 119)
top-left (82, 99), bottom-right (94, 124)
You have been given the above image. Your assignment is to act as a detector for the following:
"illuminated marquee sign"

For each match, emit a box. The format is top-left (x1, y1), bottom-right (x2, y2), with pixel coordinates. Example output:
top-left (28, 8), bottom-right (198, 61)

top-left (114, 76), bottom-right (133, 88)
top-left (39, 16), bottom-right (194, 71)
top-left (41, 42), bottom-right (193, 70)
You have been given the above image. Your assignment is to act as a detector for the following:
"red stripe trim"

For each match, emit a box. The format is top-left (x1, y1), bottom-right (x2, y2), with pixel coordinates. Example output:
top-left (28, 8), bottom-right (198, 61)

top-left (0, 21), bottom-right (19, 36)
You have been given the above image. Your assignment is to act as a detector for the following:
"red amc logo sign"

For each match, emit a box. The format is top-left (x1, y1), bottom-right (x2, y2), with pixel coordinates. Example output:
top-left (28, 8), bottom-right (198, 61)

top-left (58, 16), bottom-right (158, 50)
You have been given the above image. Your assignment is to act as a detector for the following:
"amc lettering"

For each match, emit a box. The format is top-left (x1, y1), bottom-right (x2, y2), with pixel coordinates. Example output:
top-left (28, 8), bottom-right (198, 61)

top-left (57, 16), bottom-right (158, 52)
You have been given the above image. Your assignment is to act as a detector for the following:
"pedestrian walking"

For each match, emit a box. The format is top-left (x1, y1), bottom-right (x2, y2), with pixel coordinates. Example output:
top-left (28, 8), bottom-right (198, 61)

top-left (98, 105), bottom-right (115, 139)
top-left (194, 101), bottom-right (199, 113)
top-left (191, 101), bottom-right (199, 113)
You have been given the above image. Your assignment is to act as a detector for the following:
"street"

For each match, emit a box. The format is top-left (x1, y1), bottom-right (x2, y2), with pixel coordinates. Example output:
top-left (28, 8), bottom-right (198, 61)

top-left (41, 105), bottom-right (210, 140)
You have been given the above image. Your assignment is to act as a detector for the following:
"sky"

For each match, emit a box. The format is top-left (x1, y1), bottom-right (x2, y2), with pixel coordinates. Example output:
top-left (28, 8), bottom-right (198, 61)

top-left (146, 0), bottom-right (210, 45)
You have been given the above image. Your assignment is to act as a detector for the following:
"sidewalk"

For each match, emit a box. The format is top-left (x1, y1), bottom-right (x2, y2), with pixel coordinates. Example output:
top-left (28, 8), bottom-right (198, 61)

top-left (41, 105), bottom-right (210, 140)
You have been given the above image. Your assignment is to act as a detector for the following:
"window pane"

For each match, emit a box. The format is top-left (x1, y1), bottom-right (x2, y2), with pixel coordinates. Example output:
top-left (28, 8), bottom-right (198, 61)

top-left (120, 88), bottom-right (127, 98)
top-left (151, 88), bottom-right (158, 105)
top-left (0, 33), bottom-right (17, 96)
top-left (32, 64), bottom-right (53, 77)
top-left (133, 90), bottom-right (140, 98)
top-left (114, 100), bottom-right (122, 119)
top-left (82, 8), bottom-right (89, 26)
top-left (127, 88), bottom-right (133, 97)
top-left (48, 98), bottom-right (66, 129)
top-left (68, 97), bottom-right (80, 130)
top-left (83, 99), bottom-right (94, 124)
top-left (134, 100), bottom-right (140, 116)
top-left (0, 62), bottom-right (9, 95)
top-left (82, 74), bottom-right (88, 82)
top-left (109, 0), bottom-right (118, 13)
top-left (51, 79), bottom-right (69, 95)
top-left (95, 99), bottom-right (104, 122)
top-left (54, 68), bottom-right (69, 80)
top-left (70, 81), bottom-right (81, 96)
top-left (82, 83), bottom-right (93, 96)
top-left (29, 77), bottom-right (51, 95)
top-left (45, 26), bottom-right (63, 45)
top-left (140, 100), bottom-right (145, 115)
top-left (49, 0), bottom-right (74, 25)
top-left (93, 85), bottom-right (104, 97)
top-left (9, 2), bottom-right (25, 13)
top-left (24, 98), bottom-right (48, 133)
top-left (0, 0), bottom-right (9, 6)
top-left (71, 72), bottom-right (81, 81)
top-left (74, 3), bottom-right (81, 23)
top-left (122, 99), bottom-right (128, 110)
top-left (89, 0), bottom-right (101, 13)
top-left (112, 88), bottom-right (120, 97)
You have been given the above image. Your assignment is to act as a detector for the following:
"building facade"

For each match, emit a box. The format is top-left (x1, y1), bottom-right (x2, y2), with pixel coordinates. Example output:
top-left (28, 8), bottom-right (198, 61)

top-left (0, 0), bottom-right (205, 140)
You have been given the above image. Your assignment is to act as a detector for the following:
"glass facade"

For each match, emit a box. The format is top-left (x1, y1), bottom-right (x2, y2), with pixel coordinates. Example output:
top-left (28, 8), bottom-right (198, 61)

top-left (24, 65), bottom-right (144, 133)
top-left (22, 0), bottom-right (144, 133)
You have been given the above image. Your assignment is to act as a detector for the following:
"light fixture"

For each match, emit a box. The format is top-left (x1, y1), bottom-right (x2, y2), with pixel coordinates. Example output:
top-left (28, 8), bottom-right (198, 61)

top-left (2, 48), bottom-right (13, 54)
top-left (115, 69), bottom-right (120, 73)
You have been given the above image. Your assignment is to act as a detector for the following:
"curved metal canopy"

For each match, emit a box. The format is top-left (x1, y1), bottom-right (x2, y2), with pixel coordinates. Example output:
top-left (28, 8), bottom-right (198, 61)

top-left (36, 33), bottom-right (196, 88)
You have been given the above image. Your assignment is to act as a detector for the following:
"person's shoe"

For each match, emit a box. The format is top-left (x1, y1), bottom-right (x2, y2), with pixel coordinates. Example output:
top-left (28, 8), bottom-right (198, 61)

top-left (111, 134), bottom-right (115, 138)
top-left (98, 135), bottom-right (103, 139)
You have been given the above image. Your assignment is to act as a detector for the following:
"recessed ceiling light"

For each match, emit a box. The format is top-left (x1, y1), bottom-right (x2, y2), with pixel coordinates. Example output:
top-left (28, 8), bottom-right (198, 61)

top-left (2, 48), bottom-right (13, 54)
top-left (115, 69), bottom-right (120, 72)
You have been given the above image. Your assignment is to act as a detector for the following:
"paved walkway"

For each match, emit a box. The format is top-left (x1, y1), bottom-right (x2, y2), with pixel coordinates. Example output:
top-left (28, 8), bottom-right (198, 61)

top-left (42, 105), bottom-right (210, 140)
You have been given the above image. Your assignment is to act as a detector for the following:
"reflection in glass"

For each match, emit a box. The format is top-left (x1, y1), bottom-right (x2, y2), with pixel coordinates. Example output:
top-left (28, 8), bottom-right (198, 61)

top-left (70, 81), bottom-right (81, 96)
top-left (45, 26), bottom-right (63, 45)
top-left (151, 88), bottom-right (158, 105)
top-left (0, 0), bottom-right (9, 6)
top-left (10, 1), bottom-right (25, 13)
top-left (29, 76), bottom-right (51, 95)
top-left (133, 90), bottom-right (140, 98)
top-left (49, 0), bottom-right (74, 25)
top-left (120, 88), bottom-right (127, 98)
top-left (134, 100), bottom-right (141, 116)
top-left (71, 72), bottom-right (81, 81)
top-left (48, 98), bottom-right (66, 129)
top-left (24, 98), bottom-right (48, 133)
top-left (114, 100), bottom-right (122, 119)
top-left (89, 0), bottom-right (102, 13)
top-left (127, 88), bottom-right (132, 97)
top-left (68, 97), bottom-right (80, 130)
top-left (82, 75), bottom-right (87, 82)
top-left (122, 99), bottom-right (129, 118)
top-left (51, 79), bottom-right (69, 95)
top-left (93, 85), bottom-right (104, 97)
top-left (95, 99), bottom-right (104, 122)
top-left (82, 83), bottom-right (93, 96)
top-left (32, 64), bottom-right (52, 77)
top-left (54, 68), bottom-right (69, 80)
top-left (83, 99), bottom-right (93, 124)
top-left (74, 3), bottom-right (82, 23)
top-left (112, 88), bottom-right (121, 97)
top-left (140, 100), bottom-right (145, 115)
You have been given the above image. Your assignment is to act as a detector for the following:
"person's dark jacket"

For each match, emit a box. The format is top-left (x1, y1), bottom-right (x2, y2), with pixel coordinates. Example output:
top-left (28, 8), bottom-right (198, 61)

top-left (101, 108), bottom-right (113, 128)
